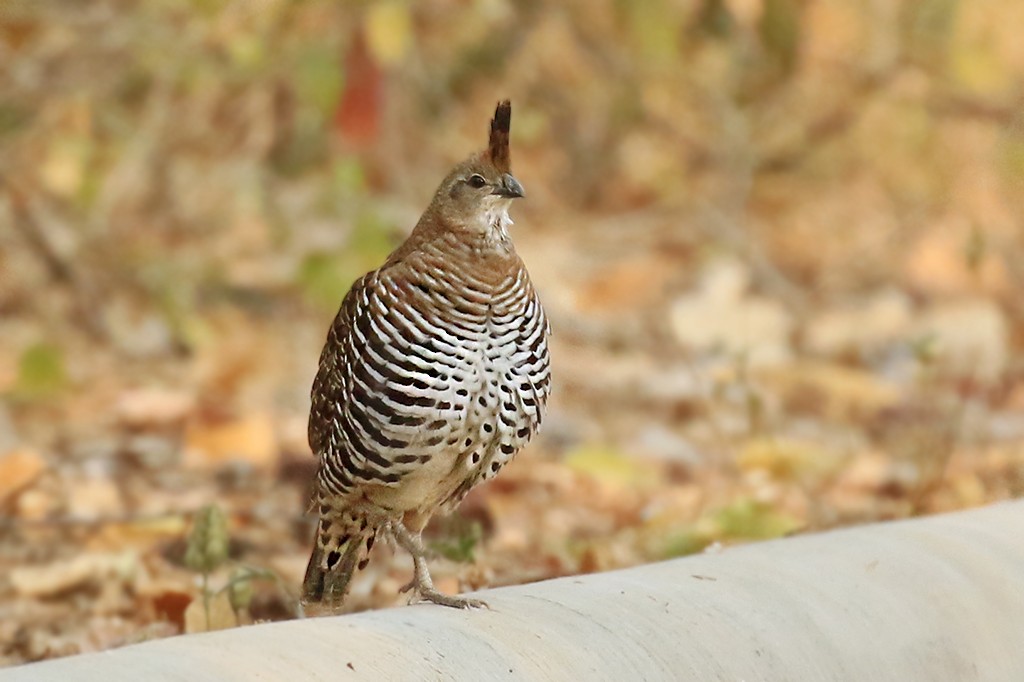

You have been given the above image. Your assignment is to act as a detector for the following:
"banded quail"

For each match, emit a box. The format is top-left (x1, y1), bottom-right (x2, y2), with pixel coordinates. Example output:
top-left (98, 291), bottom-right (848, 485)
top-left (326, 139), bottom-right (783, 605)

top-left (303, 101), bottom-right (551, 609)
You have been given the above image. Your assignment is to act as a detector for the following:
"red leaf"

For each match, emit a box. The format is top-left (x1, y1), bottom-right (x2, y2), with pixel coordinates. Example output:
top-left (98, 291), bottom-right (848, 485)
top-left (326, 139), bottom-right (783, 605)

top-left (333, 31), bottom-right (383, 148)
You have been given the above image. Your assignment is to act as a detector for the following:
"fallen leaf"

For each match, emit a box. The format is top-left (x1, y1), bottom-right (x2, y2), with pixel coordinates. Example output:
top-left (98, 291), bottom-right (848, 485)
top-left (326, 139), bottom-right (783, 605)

top-left (432, 576), bottom-right (460, 598)
top-left (334, 32), bottom-right (382, 148)
top-left (804, 289), bottom-right (912, 357)
top-left (949, 472), bottom-right (986, 507)
top-left (184, 413), bottom-right (278, 469)
top-left (762, 361), bottom-right (902, 420)
top-left (564, 445), bottom-right (659, 489)
top-left (737, 436), bottom-right (841, 481)
top-left (575, 254), bottom-right (680, 314)
top-left (0, 448), bottom-right (46, 503)
top-left (93, 516), bottom-right (188, 551)
top-left (16, 488), bottom-right (55, 520)
top-left (116, 388), bottom-right (196, 428)
top-left (364, 1), bottom-right (412, 67)
top-left (39, 135), bottom-right (89, 199)
top-left (149, 588), bottom-right (193, 630)
top-left (709, 498), bottom-right (802, 541)
top-left (904, 227), bottom-right (1010, 297)
top-left (67, 476), bottom-right (124, 519)
top-left (10, 552), bottom-right (137, 598)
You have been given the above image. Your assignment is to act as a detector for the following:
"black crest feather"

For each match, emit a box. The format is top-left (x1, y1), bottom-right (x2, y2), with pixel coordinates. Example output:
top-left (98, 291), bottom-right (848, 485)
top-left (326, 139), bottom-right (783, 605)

top-left (488, 100), bottom-right (512, 173)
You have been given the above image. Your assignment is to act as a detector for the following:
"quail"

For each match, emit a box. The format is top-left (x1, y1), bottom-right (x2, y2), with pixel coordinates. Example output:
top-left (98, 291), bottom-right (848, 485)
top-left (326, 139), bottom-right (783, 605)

top-left (303, 101), bottom-right (551, 609)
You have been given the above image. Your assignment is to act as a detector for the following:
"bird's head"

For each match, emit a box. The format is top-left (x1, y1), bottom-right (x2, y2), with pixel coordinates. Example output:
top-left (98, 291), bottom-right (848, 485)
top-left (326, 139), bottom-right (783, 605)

top-left (424, 100), bottom-right (525, 240)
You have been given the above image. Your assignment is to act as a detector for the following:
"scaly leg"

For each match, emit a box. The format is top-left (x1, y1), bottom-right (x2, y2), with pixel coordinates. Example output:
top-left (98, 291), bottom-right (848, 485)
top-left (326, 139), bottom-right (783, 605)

top-left (391, 520), bottom-right (487, 609)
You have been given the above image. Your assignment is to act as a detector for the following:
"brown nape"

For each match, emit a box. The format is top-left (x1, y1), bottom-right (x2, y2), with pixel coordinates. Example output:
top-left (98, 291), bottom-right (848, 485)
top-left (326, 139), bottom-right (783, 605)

top-left (488, 100), bottom-right (512, 173)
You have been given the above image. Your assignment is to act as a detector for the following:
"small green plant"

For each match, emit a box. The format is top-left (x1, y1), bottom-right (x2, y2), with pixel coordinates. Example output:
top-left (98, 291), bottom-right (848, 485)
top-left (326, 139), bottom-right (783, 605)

top-left (430, 518), bottom-right (483, 564)
top-left (184, 505), bottom-right (230, 627)
top-left (184, 505), bottom-right (301, 629)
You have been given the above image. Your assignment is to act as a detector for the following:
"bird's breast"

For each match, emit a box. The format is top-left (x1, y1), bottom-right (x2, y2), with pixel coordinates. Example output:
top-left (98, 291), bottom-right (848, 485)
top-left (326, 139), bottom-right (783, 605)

top-left (329, 261), bottom-right (549, 514)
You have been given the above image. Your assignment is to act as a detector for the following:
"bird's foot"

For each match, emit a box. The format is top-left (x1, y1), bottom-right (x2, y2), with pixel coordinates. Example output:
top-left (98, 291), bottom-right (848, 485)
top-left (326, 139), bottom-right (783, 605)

top-left (399, 578), bottom-right (488, 609)
top-left (392, 520), bottom-right (488, 609)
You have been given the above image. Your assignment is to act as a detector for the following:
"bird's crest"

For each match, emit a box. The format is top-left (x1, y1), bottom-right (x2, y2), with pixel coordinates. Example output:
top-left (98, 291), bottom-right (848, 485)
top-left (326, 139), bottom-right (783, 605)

top-left (487, 100), bottom-right (512, 173)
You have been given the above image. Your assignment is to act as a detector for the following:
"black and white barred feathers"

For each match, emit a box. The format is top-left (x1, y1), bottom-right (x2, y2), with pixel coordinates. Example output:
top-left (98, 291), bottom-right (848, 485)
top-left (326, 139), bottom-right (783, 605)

top-left (303, 100), bottom-right (550, 604)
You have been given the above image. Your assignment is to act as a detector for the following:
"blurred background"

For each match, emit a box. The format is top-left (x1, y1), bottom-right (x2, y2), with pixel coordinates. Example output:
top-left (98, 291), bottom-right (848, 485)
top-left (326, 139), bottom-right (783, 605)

top-left (2, 0), bottom-right (1023, 665)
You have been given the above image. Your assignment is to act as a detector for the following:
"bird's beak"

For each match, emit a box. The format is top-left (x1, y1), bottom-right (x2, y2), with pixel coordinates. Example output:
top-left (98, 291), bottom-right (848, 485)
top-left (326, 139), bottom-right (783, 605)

top-left (493, 173), bottom-right (525, 199)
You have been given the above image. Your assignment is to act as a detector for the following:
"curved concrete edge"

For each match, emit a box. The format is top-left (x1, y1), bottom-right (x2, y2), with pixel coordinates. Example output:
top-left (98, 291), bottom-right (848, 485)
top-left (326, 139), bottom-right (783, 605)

top-left (3, 501), bottom-right (1023, 681)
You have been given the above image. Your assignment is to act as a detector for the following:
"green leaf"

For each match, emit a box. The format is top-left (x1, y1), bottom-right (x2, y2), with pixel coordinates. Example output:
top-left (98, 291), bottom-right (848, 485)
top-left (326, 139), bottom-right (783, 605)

top-left (226, 569), bottom-right (254, 612)
top-left (15, 343), bottom-right (67, 398)
top-left (661, 528), bottom-right (710, 559)
top-left (185, 505), bottom-right (230, 574)
top-left (295, 45), bottom-right (343, 118)
top-left (297, 251), bottom-right (361, 311)
top-left (619, 0), bottom-right (681, 65)
top-left (349, 211), bottom-right (395, 262)
top-left (713, 498), bottom-right (801, 541)
top-left (297, 213), bottom-right (397, 311)
top-left (227, 34), bottom-right (266, 73)
top-left (564, 445), bottom-right (656, 488)
top-left (331, 156), bottom-right (367, 195)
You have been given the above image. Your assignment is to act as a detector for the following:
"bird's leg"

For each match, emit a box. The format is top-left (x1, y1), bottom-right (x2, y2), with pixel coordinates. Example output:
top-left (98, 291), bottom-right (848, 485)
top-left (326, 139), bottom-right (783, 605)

top-left (391, 520), bottom-right (487, 609)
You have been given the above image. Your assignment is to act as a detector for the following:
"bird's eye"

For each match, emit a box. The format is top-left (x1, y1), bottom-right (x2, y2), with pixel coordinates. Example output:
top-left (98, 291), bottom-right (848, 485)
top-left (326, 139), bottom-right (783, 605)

top-left (468, 174), bottom-right (487, 189)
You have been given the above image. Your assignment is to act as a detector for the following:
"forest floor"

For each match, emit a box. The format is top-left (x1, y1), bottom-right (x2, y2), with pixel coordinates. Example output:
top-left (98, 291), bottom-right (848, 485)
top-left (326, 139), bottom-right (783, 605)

top-left (3, 0), bottom-right (1024, 667)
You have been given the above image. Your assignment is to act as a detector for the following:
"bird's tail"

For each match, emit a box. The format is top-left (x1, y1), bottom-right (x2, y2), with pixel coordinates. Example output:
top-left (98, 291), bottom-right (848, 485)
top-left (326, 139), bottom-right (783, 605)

top-left (302, 510), bottom-right (377, 605)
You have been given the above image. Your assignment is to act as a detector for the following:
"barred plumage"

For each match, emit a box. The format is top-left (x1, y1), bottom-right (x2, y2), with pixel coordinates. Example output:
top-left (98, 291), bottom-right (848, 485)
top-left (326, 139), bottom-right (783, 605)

top-left (303, 101), bottom-right (550, 608)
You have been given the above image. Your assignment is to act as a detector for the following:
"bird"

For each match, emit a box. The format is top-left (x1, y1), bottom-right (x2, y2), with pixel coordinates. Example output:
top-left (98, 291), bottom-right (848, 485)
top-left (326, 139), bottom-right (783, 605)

top-left (302, 100), bottom-right (551, 609)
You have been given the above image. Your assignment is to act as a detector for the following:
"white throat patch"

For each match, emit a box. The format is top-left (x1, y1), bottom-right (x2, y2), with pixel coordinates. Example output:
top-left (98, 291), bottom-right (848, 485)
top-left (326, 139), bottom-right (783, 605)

top-left (480, 197), bottom-right (514, 243)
